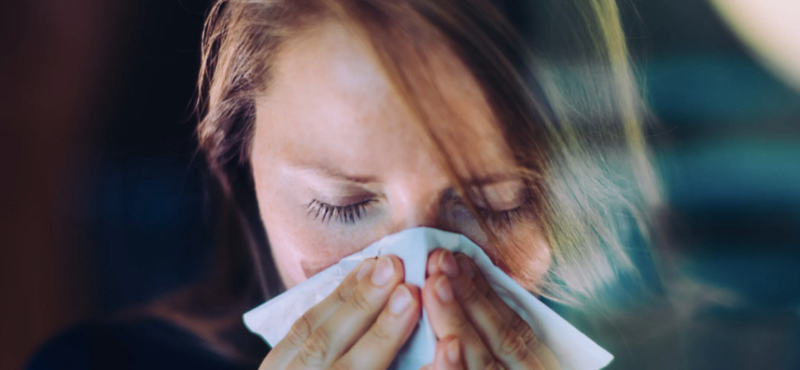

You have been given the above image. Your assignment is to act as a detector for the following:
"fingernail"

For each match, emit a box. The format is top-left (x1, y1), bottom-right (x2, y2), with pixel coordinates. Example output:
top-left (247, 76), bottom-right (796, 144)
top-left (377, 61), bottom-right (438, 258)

top-left (389, 285), bottom-right (411, 314)
top-left (372, 255), bottom-right (394, 286)
top-left (447, 339), bottom-right (460, 364)
top-left (456, 255), bottom-right (474, 279)
top-left (438, 250), bottom-right (459, 278)
top-left (357, 259), bottom-right (375, 280)
top-left (435, 275), bottom-right (453, 302)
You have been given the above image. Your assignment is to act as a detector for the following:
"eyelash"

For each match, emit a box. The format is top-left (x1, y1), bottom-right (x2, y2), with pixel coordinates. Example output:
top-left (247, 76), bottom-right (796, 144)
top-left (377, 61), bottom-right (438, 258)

top-left (307, 196), bottom-right (534, 228)
top-left (306, 199), bottom-right (376, 224)
top-left (474, 199), bottom-right (534, 229)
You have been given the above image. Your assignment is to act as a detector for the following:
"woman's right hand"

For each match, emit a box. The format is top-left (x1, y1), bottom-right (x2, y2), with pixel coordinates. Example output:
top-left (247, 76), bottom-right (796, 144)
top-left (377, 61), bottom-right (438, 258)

top-left (258, 255), bottom-right (421, 370)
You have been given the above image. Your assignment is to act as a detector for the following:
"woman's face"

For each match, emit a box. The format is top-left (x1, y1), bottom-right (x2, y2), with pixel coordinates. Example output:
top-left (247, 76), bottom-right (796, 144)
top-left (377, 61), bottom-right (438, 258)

top-left (251, 21), bottom-right (550, 289)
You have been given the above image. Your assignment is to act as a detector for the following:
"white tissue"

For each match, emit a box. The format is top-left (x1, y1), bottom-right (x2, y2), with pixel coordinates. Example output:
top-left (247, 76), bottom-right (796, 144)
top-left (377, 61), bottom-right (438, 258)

top-left (243, 227), bottom-right (613, 370)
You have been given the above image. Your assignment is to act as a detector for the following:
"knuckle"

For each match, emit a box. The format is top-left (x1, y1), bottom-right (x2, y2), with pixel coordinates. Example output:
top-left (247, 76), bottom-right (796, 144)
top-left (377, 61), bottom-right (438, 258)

top-left (335, 285), bottom-right (351, 303)
top-left (369, 320), bottom-right (393, 341)
top-left (298, 327), bottom-right (331, 366)
top-left (509, 315), bottom-right (540, 350)
top-left (286, 314), bottom-right (314, 347)
top-left (497, 324), bottom-right (530, 362)
top-left (523, 328), bottom-right (541, 351)
top-left (350, 288), bottom-right (374, 313)
top-left (518, 328), bottom-right (540, 351)
top-left (459, 283), bottom-right (484, 306)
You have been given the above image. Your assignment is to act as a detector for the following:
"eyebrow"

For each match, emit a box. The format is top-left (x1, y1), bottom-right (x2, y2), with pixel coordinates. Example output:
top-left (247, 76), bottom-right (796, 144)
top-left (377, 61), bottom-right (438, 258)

top-left (291, 163), bottom-right (521, 187)
top-left (291, 164), bottom-right (378, 184)
top-left (467, 173), bottom-right (523, 187)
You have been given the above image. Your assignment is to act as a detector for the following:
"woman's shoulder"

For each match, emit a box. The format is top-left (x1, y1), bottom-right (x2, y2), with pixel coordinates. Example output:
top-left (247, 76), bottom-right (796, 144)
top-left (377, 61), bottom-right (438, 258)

top-left (26, 316), bottom-right (263, 370)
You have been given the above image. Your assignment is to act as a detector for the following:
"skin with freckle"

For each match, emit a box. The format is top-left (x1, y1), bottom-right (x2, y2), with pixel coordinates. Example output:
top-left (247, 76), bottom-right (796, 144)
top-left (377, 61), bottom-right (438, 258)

top-left (251, 20), bottom-right (551, 289)
top-left (192, 1), bottom-right (661, 368)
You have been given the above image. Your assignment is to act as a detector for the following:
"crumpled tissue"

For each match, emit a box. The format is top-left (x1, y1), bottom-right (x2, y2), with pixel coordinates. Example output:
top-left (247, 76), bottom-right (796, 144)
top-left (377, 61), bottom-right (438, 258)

top-left (243, 227), bottom-right (613, 370)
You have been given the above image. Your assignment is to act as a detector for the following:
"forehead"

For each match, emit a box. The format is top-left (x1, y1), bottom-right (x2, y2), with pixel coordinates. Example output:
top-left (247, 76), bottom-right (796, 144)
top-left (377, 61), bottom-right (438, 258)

top-left (253, 20), bottom-right (515, 176)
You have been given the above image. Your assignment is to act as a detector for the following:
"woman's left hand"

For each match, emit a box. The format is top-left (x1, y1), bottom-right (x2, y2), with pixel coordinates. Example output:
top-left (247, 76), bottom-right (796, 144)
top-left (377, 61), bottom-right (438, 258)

top-left (420, 249), bottom-right (561, 370)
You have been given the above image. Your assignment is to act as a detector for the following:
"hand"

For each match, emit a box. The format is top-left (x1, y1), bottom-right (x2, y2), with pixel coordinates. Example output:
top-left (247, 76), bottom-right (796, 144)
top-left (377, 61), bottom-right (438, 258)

top-left (421, 249), bottom-right (561, 370)
top-left (259, 255), bottom-right (421, 370)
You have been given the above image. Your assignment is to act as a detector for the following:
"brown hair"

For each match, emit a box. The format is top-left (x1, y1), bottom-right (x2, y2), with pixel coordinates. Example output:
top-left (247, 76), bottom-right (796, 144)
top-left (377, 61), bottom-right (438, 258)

top-left (196, 0), bottom-right (662, 318)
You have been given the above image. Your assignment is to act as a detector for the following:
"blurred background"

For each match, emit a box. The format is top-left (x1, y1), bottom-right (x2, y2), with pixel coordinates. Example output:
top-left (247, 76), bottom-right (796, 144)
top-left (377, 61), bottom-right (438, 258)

top-left (1, 0), bottom-right (798, 369)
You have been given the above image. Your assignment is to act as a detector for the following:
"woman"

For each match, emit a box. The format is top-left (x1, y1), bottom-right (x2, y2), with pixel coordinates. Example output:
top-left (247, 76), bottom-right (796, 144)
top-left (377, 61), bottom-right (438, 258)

top-left (196, 0), bottom-right (661, 369)
top-left (28, 0), bottom-right (661, 369)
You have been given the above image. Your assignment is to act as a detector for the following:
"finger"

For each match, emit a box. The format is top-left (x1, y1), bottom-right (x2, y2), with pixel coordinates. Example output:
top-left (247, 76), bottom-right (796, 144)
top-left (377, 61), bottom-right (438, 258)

top-left (432, 336), bottom-right (464, 370)
top-left (427, 248), bottom-right (458, 278)
top-left (444, 253), bottom-right (543, 369)
top-left (457, 256), bottom-right (560, 368)
top-left (432, 249), bottom-right (544, 355)
top-left (287, 254), bottom-right (405, 369)
top-left (423, 271), bottom-right (501, 370)
top-left (261, 258), bottom-right (372, 370)
top-left (332, 284), bottom-right (422, 370)
top-left (457, 255), bottom-right (540, 352)
top-left (428, 250), bottom-right (520, 337)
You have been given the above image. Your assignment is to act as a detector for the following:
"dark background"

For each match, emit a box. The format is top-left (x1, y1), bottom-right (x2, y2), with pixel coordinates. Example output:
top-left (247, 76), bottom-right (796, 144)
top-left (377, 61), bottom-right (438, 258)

top-left (1, 1), bottom-right (798, 369)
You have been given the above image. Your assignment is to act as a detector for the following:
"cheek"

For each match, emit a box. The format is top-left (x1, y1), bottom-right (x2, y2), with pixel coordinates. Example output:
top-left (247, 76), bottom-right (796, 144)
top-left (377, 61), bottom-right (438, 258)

top-left (445, 207), bottom-right (551, 286)
top-left (264, 220), bottom-right (356, 288)
top-left (255, 182), bottom-right (386, 288)
top-left (493, 223), bottom-right (552, 291)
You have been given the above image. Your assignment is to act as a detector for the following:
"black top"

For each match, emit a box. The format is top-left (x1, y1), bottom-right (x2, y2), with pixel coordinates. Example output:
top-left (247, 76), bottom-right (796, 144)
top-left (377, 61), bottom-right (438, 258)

top-left (26, 318), bottom-right (267, 370)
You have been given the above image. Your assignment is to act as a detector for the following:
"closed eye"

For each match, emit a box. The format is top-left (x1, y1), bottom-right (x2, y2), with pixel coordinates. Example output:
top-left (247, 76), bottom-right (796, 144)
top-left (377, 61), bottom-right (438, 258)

top-left (306, 199), bottom-right (377, 224)
top-left (459, 189), bottom-right (535, 229)
top-left (475, 199), bottom-right (535, 228)
top-left (306, 188), bottom-right (534, 228)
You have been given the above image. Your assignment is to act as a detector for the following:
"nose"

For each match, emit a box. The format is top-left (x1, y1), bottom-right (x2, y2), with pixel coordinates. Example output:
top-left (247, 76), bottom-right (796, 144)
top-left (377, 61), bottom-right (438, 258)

top-left (386, 189), bottom-right (456, 234)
